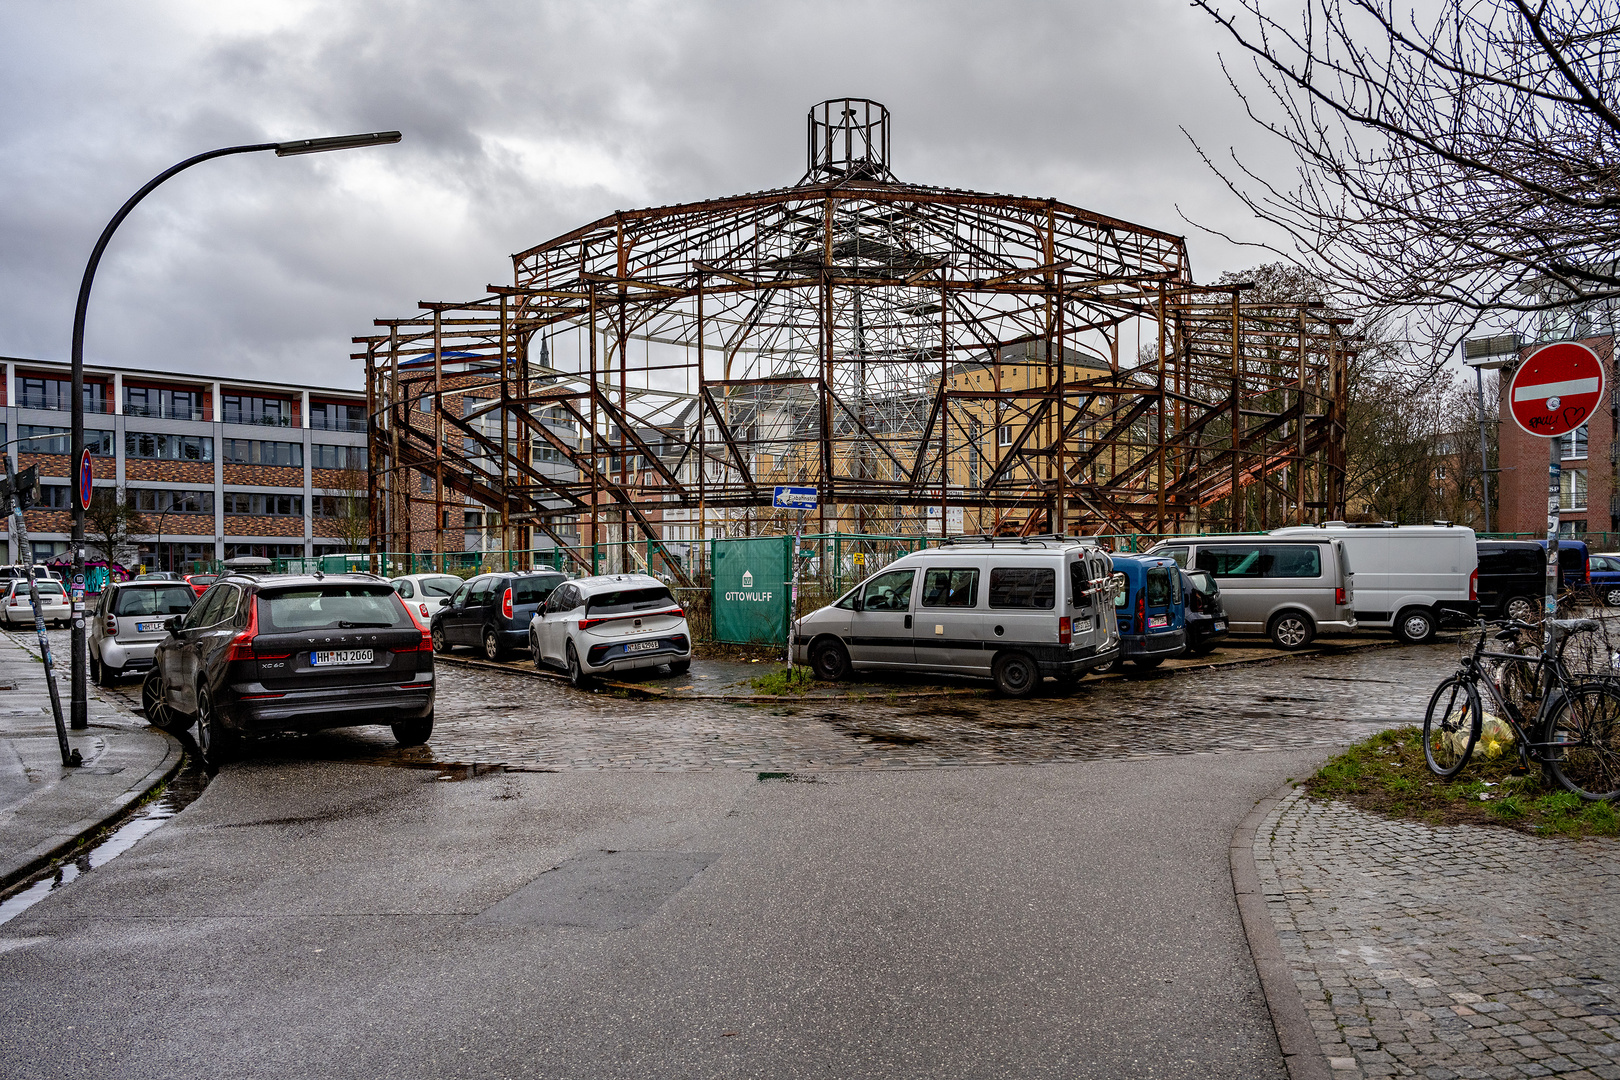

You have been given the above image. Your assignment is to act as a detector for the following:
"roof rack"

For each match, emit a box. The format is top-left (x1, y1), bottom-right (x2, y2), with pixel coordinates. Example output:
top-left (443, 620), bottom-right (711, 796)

top-left (940, 533), bottom-right (1096, 548)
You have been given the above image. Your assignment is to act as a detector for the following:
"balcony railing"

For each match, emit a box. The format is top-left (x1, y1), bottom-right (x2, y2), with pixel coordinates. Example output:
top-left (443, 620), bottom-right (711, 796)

top-left (223, 414), bottom-right (293, 428)
top-left (17, 395), bottom-right (110, 413)
top-left (124, 402), bottom-right (203, 421)
top-left (308, 416), bottom-right (368, 432)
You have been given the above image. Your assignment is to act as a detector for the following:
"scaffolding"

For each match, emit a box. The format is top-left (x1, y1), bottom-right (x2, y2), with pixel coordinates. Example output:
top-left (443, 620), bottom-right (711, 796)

top-left (357, 99), bottom-right (1351, 573)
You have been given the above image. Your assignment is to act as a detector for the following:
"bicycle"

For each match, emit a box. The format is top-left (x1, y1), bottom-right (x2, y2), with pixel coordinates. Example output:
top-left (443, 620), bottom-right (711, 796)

top-left (1423, 617), bottom-right (1620, 800)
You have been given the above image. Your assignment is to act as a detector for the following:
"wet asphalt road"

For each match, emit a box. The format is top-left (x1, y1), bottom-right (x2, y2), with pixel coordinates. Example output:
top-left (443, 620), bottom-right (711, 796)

top-left (0, 631), bottom-right (1460, 1078)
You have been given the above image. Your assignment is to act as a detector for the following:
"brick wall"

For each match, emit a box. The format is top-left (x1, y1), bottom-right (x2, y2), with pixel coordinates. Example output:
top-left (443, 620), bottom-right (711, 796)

top-left (1496, 334), bottom-right (1615, 535)
top-left (222, 464), bottom-right (302, 487)
top-left (124, 459), bottom-right (213, 484)
top-left (310, 468), bottom-right (360, 491)
top-left (26, 510), bottom-right (71, 532)
top-left (223, 514), bottom-right (303, 538)
top-left (17, 452), bottom-right (70, 479)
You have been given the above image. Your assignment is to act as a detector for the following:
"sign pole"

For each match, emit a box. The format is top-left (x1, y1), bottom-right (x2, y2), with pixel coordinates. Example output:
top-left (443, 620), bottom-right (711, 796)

top-left (4, 454), bottom-right (79, 767)
top-left (1547, 434), bottom-right (1561, 636)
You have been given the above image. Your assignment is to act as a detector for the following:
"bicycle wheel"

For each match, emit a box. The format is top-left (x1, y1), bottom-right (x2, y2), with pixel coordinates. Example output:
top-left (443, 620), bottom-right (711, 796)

top-left (1542, 682), bottom-right (1620, 801)
top-left (1423, 676), bottom-right (1481, 779)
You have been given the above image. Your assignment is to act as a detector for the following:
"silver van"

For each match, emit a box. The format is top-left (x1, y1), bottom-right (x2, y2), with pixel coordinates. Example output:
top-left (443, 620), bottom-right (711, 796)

top-left (1145, 536), bottom-right (1355, 650)
top-left (791, 537), bottom-right (1120, 696)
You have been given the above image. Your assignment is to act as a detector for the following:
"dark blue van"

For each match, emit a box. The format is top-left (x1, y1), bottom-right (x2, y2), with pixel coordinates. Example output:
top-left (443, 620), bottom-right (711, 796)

top-left (1535, 539), bottom-right (1591, 590)
top-left (1100, 554), bottom-right (1187, 670)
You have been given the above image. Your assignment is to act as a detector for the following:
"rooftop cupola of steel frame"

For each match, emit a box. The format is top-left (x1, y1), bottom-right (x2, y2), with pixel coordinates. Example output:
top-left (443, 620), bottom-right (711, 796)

top-left (806, 98), bottom-right (893, 182)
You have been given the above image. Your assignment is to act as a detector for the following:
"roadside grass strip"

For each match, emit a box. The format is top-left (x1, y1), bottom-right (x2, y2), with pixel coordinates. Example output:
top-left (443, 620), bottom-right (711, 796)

top-left (747, 667), bottom-right (830, 696)
top-left (1306, 726), bottom-right (1620, 837)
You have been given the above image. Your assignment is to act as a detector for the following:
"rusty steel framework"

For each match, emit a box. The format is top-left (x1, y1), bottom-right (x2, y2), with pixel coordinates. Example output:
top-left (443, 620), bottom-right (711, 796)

top-left (356, 100), bottom-right (1351, 569)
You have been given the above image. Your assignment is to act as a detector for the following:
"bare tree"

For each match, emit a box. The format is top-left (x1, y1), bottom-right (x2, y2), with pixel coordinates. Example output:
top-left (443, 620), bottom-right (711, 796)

top-left (85, 488), bottom-right (148, 566)
top-left (325, 468), bottom-right (372, 551)
top-left (1189, 1), bottom-right (1620, 356)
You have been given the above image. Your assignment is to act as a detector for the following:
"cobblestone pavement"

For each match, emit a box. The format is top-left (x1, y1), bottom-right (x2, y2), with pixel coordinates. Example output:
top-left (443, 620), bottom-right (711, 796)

top-left (61, 627), bottom-right (1457, 771)
top-left (1256, 791), bottom-right (1620, 1079)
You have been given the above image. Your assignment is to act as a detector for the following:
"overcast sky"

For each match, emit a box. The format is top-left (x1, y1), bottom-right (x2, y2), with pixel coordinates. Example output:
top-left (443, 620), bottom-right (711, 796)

top-left (1, 1), bottom-right (1293, 390)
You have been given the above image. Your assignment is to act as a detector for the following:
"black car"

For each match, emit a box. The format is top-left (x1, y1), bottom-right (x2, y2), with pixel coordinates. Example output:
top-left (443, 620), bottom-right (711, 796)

top-left (1477, 541), bottom-right (1556, 622)
top-left (142, 572), bottom-right (434, 762)
top-left (1181, 568), bottom-right (1229, 655)
top-left (431, 570), bottom-right (566, 660)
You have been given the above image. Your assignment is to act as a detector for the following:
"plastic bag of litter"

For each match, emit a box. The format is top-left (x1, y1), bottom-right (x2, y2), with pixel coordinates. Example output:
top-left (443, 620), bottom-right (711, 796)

top-left (1479, 713), bottom-right (1515, 759)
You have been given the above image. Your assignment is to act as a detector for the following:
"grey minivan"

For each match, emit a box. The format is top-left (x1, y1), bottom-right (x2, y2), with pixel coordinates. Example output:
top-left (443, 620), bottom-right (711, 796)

top-left (1146, 536), bottom-right (1355, 650)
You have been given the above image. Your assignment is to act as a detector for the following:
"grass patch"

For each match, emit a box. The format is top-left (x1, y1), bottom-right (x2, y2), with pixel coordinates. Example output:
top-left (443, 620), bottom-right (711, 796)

top-left (1303, 726), bottom-right (1619, 838)
top-left (747, 666), bottom-right (833, 696)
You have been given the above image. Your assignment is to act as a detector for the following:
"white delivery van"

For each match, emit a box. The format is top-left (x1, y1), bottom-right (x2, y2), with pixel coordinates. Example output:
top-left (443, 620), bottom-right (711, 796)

top-left (1269, 523), bottom-right (1478, 643)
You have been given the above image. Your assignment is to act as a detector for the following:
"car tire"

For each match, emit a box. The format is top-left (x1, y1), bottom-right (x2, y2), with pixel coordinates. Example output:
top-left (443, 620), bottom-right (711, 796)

top-left (1604, 587), bottom-right (1620, 608)
top-left (1268, 611), bottom-right (1314, 651)
top-left (810, 638), bottom-right (851, 682)
top-left (992, 651), bottom-right (1040, 697)
top-left (566, 642), bottom-right (594, 690)
top-left (141, 671), bottom-right (181, 733)
top-left (1504, 596), bottom-right (1539, 623)
top-left (93, 652), bottom-right (122, 687)
top-left (667, 659), bottom-right (691, 675)
top-left (1395, 606), bottom-right (1437, 644)
top-left (1092, 654), bottom-right (1120, 675)
top-left (391, 712), bottom-right (434, 747)
top-left (432, 626), bottom-right (450, 654)
top-left (194, 684), bottom-right (239, 765)
top-left (531, 632), bottom-right (547, 671)
top-left (1130, 656), bottom-right (1165, 669)
top-left (482, 628), bottom-right (506, 662)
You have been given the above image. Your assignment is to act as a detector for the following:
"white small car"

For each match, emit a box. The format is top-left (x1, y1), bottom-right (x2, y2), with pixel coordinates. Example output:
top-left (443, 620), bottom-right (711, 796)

top-left (389, 573), bottom-right (467, 625)
top-left (528, 573), bottom-right (692, 687)
top-left (3, 579), bottom-right (69, 627)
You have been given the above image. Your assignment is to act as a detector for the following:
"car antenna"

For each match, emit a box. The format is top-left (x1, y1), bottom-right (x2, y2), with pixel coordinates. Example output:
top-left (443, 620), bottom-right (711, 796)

top-left (314, 569), bottom-right (325, 580)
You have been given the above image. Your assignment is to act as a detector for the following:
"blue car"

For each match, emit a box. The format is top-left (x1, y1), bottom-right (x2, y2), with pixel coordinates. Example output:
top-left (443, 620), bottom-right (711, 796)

top-left (1099, 554), bottom-right (1188, 670)
top-left (1589, 553), bottom-right (1620, 606)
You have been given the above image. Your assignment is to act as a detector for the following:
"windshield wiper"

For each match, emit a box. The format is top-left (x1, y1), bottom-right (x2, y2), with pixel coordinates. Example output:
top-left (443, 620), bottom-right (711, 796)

top-left (337, 620), bottom-right (395, 629)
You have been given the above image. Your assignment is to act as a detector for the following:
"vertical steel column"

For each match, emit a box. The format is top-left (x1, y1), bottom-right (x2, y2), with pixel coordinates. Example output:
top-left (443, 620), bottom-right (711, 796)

top-left (433, 308), bottom-right (444, 564)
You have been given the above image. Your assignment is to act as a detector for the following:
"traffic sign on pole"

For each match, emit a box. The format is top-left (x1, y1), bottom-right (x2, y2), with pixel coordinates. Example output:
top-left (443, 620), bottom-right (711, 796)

top-left (773, 485), bottom-right (817, 511)
top-left (1507, 341), bottom-right (1605, 438)
top-left (77, 449), bottom-right (94, 511)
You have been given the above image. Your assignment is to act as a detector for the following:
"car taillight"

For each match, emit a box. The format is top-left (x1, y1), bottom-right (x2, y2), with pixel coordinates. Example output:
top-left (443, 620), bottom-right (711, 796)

top-left (105, 614), bottom-right (118, 635)
top-left (1335, 587), bottom-right (1346, 606)
top-left (578, 617), bottom-right (604, 631)
top-left (1135, 594), bottom-right (1145, 635)
top-left (395, 625), bottom-right (433, 652)
top-left (1058, 616), bottom-right (1072, 645)
top-left (502, 587), bottom-right (513, 619)
top-left (224, 600), bottom-right (260, 662)
top-left (1469, 568), bottom-right (1478, 603)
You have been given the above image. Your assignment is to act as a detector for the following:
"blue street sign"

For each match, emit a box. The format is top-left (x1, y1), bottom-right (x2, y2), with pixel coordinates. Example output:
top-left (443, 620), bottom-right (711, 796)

top-left (773, 485), bottom-right (817, 510)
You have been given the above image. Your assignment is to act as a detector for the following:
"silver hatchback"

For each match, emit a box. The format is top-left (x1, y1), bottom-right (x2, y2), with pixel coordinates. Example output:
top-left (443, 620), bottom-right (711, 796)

top-left (90, 580), bottom-right (196, 684)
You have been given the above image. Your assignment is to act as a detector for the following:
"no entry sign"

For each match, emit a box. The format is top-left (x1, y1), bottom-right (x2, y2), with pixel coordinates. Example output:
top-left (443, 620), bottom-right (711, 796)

top-left (1509, 341), bottom-right (1606, 438)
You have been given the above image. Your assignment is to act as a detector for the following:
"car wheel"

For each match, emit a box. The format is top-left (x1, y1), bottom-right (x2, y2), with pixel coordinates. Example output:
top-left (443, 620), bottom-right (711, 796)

top-left (1092, 654), bottom-right (1120, 675)
top-left (1395, 606), bottom-right (1437, 644)
top-left (391, 712), bottom-right (433, 747)
top-left (92, 653), bottom-right (122, 687)
top-left (1604, 587), bottom-right (1620, 608)
top-left (431, 626), bottom-right (450, 654)
top-left (531, 631), bottom-right (548, 671)
top-left (1268, 611), bottom-right (1314, 651)
top-left (194, 684), bottom-right (239, 765)
top-left (667, 659), bottom-right (691, 675)
top-left (141, 671), bottom-right (180, 733)
top-left (566, 642), bottom-right (594, 690)
top-left (482, 628), bottom-right (506, 662)
top-left (810, 638), bottom-right (851, 682)
top-left (993, 651), bottom-right (1039, 697)
top-left (1505, 596), bottom-right (1539, 623)
top-left (1130, 656), bottom-right (1165, 669)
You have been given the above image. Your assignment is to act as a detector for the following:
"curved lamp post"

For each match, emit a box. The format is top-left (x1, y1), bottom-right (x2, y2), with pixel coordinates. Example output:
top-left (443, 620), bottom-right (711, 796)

top-left (67, 130), bottom-right (401, 728)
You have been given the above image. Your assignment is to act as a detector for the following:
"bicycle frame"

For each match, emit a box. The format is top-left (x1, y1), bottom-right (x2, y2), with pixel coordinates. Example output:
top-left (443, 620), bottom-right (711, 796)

top-left (1463, 629), bottom-right (1579, 762)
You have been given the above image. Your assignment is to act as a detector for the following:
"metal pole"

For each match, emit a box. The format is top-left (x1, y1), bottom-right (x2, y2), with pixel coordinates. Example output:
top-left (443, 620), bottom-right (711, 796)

top-left (4, 454), bottom-right (79, 767)
top-left (1477, 365), bottom-right (1492, 534)
top-left (1547, 434), bottom-right (1561, 646)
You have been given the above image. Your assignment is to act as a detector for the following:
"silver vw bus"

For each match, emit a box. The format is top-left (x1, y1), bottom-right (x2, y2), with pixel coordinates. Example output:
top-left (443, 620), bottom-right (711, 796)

top-left (791, 537), bottom-right (1120, 696)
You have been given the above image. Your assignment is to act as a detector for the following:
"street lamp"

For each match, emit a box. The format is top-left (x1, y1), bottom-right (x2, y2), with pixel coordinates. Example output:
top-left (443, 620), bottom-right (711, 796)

top-left (67, 130), bottom-right (401, 729)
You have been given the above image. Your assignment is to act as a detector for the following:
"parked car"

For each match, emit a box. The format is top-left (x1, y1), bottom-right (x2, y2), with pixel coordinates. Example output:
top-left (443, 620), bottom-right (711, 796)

top-left (1476, 540), bottom-right (1550, 621)
top-left (1535, 539), bottom-right (1591, 590)
top-left (184, 573), bottom-right (219, 598)
top-left (431, 570), bottom-right (566, 660)
top-left (389, 573), bottom-right (467, 624)
top-left (1181, 568), bottom-right (1229, 655)
top-left (1148, 535), bottom-right (1356, 650)
top-left (133, 571), bottom-right (185, 582)
top-left (3, 578), bottom-right (69, 627)
top-left (89, 579), bottom-right (196, 684)
top-left (791, 537), bottom-right (1119, 696)
top-left (1590, 553), bottom-right (1620, 606)
top-left (142, 572), bottom-right (435, 762)
top-left (531, 573), bottom-right (694, 687)
top-left (1095, 554), bottom-right (1187, 671)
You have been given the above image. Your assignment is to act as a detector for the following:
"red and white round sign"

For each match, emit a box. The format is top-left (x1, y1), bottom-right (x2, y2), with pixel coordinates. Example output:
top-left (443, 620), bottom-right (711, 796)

top-left (1508, 341), bottom-right (1606, 438)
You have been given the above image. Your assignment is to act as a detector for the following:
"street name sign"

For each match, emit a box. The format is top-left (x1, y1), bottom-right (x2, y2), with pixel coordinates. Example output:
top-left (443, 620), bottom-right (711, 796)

top-left (773, 485), bottom-right (817, 510)
top-left (1508, 342), bottom-right (1605, 438)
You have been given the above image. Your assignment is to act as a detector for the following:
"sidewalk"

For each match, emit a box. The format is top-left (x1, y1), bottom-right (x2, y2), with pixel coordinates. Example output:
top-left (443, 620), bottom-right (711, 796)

top-left (0, 629), bottom-right (180, 889)
top-left (1254, 790), bottom-right (1620, 1079)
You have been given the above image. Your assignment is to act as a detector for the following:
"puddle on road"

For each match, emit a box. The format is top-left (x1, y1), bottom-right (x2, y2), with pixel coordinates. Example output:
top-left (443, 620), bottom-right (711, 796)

top-left (0, 755), bottom-right (209, 928)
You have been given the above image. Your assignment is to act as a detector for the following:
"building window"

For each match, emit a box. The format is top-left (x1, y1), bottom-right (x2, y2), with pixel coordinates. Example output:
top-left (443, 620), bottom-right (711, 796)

top-left (1560, 468), bottom-right (1588, 512)
top-left (125, 385), bottom-right (203, 420)
top-left (131, 489), bottom-right (214, 514)
top-left (223, 439), bottom-right (302, 467)
top-left (998, 424), bottom-right (1014, 446)
top-left (1560, 424), bottom-right (1589, 460)
top-left (222, 493), bottom-right (303, 516)
top-left (36, 484), bottom-right (74, 509)
top-left (419, 472), bottom-right (432, 493)
top-left (310, 444), bottom-right (367, 470)
top-left (17, 376), bottom-right (107, 413)
top-left (308, 401), bottom-right (367, 432)
top-left (313, 495), bottom-right (363, 518)
top-left (1559, 520), bottom-right (1586, 537)
top-left (464, 510), bottom-right (484, 529)
top-left (225, 544), bottom-right (304, 560)
top-left (125, 432), bottom-right (214, 462)
top-left (20, 426), bottom-right (114, 456)
top-left (221, 393), bottom-right (293, 428)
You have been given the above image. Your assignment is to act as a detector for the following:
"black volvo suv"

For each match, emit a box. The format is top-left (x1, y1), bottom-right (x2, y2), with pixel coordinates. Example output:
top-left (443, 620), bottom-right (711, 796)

top-left (142, 571), bottom-right (435, 762)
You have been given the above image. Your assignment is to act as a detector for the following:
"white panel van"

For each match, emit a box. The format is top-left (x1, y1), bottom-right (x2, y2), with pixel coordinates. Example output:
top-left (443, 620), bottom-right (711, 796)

top-left (1269, 524), bottom-right (1479, 642)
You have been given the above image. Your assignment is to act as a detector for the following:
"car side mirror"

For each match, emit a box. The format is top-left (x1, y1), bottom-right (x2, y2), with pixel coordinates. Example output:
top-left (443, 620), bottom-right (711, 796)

top-left (851, 597), bottom-right (864, 612)
top-left (164, 616), bottom-right (183, 635)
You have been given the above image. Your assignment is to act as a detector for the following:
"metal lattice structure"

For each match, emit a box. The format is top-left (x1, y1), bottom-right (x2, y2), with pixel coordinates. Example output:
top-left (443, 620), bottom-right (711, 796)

top-left (356, 100), bottom-right (1351, 572)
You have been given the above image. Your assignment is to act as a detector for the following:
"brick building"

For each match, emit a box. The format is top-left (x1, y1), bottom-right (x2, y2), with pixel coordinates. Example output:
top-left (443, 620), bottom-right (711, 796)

top-left (1, 357), bottom-right (368, 570)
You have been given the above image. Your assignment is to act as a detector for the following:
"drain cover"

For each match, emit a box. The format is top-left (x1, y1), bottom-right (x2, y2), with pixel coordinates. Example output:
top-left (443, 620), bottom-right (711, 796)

top-left (472, 850), bottom-right (719, 931)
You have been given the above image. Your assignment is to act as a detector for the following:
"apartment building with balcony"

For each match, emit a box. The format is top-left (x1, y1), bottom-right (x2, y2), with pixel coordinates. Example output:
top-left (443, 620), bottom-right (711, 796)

top-left (1, 357), bottom-right (368, 570)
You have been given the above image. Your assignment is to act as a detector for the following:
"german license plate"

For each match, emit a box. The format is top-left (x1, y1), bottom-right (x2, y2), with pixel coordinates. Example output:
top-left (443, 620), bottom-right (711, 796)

top-left (1214, 621), bottom-right (1226, 631)
top-left (624, 640), bottom-right (660, 653)
top-left (312, 649), bottom-right (373, 666)
top-left (1148, 614), bottom-right (1169, 629)
top-left (136, 621), bottom-right (163, 633)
